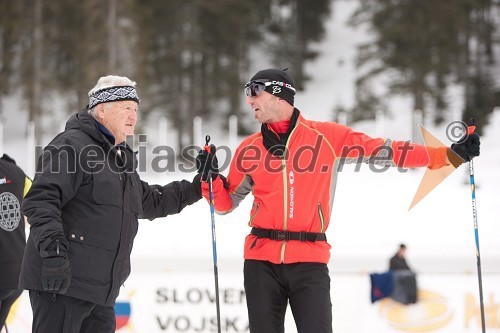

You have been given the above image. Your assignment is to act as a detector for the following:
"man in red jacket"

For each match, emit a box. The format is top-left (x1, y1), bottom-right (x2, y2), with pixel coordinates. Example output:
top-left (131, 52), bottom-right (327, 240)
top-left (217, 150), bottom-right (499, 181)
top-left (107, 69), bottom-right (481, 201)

top-left (196, 69), bottom-right (480, 333)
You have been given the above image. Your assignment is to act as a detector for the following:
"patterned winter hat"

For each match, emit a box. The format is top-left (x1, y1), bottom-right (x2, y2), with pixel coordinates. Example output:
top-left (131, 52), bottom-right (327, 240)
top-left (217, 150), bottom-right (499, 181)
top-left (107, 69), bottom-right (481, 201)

top-left (88, 75), bottom-right (140, 109)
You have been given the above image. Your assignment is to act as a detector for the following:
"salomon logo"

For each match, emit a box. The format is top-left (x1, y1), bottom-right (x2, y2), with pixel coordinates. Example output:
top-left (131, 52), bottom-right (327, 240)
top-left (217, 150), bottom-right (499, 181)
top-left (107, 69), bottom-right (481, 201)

top-left (289, 171), bottom-right (295, 218)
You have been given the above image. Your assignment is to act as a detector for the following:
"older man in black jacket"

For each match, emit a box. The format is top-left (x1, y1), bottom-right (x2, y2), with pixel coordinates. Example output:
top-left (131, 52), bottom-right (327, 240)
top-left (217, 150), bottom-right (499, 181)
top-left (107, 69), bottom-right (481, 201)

top-left (19, 75), bottom-right (202, 333)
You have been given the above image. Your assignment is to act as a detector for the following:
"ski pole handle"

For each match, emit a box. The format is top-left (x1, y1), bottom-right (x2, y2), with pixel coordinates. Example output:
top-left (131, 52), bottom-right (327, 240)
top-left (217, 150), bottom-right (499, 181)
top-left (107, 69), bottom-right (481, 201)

top-left (468, 126), bottom-right (476, 135)
top-left (205, 135), bottom-right (211, 152)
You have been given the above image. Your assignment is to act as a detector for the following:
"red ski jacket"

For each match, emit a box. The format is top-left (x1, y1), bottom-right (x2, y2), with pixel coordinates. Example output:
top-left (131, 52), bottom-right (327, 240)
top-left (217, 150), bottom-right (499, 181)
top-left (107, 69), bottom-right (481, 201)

top-left (202, 114), bottom-right (449, 264)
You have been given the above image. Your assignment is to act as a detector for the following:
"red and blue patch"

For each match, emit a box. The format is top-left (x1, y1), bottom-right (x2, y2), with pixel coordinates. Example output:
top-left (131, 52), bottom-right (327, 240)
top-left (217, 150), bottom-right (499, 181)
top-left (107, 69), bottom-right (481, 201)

top-left (114, 301), bottom-right (131, 330)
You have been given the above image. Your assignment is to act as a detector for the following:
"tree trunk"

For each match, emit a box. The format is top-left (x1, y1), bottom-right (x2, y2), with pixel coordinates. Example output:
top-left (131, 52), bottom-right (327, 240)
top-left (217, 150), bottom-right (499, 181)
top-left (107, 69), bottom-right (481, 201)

top-left (293, 0), bottom-right (304, 90)
top-left (31, 0), bottom-right (43, 144)
top-left (108, 0), bottom-right (117, 72)
top-left (411, 75), bottom-right (425, 143)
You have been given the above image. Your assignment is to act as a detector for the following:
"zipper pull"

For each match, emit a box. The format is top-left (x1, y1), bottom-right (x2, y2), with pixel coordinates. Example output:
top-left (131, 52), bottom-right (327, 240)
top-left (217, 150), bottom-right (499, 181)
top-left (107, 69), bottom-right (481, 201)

top-left (56, 239), bottom-right (60, 255)
top-left (250, 238), bottom-right (258, 249)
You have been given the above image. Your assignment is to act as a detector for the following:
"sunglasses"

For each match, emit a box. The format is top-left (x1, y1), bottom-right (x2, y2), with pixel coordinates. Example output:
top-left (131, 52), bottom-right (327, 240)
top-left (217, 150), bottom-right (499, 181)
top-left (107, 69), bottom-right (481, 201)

top-left (244, 80), bottom-right (272, 97)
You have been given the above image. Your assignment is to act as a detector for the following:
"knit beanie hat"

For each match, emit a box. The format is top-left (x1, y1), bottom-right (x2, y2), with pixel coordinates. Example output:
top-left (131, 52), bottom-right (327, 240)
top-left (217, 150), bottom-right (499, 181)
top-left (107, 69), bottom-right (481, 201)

top-left (88, 75), bottom-right (140, 109)
top-left (249, 69), bottom-right (296, 106)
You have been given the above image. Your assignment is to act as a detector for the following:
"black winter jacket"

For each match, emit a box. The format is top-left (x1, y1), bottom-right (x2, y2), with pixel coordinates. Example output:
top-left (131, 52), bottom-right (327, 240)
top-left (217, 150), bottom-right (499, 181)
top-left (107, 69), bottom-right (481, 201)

top-left (19, 110), bottom-right (201, 306)
top-left (0, 155), bottom-right (29, 289)
top-left (389, 254), bottom-right (411, 271)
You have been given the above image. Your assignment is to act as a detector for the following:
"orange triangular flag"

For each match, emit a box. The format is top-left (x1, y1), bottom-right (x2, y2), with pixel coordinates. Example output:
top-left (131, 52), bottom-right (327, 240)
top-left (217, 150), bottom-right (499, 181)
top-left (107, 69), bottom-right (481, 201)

top-left (408, 125), bottom-right (459, 210)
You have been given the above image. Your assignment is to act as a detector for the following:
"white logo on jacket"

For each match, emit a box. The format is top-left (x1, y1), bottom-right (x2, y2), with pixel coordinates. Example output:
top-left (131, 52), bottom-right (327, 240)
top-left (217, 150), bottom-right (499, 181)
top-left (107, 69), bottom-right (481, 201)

top-left (0, 192), bottom-right (21, 232)
top-left (289, 171), bottom-right (295, 219)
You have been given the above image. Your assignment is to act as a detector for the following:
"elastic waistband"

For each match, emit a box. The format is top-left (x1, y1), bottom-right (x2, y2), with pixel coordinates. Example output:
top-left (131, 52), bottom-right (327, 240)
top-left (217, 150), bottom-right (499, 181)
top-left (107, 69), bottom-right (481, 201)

top-left (250, 227), bottom-right (327, 242)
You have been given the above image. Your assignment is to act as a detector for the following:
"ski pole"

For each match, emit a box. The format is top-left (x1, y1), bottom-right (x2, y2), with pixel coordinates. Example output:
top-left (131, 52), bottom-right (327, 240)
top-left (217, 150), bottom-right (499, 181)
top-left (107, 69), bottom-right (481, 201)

top-left (466, 123), bottom-right (486, 333)
top-left (204, 135), bottom-right (222, 333)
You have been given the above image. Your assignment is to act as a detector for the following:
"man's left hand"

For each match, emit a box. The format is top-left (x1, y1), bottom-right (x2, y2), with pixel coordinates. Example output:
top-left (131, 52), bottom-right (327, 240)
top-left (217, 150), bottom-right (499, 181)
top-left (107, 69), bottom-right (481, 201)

top-left (451, 132), bottom-right (480, 162)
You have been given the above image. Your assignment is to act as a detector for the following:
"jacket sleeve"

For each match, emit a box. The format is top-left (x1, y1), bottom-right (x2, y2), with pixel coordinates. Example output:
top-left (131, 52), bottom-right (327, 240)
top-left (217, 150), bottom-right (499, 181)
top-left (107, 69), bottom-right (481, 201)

top-left (329, 123), bottom-right (449, 170)
top-left (201, 143), bottom-right (253, 215)
top-left (21, 143), bottom-right (83, 257)
top-left (140, 179), bottom-right (201, 220)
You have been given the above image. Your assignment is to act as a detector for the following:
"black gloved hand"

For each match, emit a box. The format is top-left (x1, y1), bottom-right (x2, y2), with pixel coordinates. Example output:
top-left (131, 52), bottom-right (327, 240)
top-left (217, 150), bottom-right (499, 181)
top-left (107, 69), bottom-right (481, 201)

top-left (192, 174), bottom-right (202, 199)
top-left (41, 254), bottom-right (72, 294)
top-left (192, 174), bottom-right (229, 199)
top-left (450, 132), bottom-right (480, 162)
top-left (219, 174), bottom-right (230, 190)
top-left (196, 144), bottom-right (219, 181)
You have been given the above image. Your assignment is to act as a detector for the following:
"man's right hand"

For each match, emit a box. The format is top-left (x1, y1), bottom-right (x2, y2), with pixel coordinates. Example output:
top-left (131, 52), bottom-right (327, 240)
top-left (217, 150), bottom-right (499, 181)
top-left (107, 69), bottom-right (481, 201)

top-left (196, 144), bottom-right (219, 181)
top-left (41, 255), bottom-right (72, 294)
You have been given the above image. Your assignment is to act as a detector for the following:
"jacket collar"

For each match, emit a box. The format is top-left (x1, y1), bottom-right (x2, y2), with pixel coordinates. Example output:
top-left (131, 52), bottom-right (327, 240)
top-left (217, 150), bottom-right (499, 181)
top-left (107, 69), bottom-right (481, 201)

top-left (64, 109), bottom-right (128, 150)
top-left (261, 108), bottom-right (300, 158)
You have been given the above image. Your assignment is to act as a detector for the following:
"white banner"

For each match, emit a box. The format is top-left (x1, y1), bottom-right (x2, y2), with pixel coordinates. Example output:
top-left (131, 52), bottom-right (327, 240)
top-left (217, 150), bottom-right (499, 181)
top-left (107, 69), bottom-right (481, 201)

top-left (5, 272), bottom-right (500, 332)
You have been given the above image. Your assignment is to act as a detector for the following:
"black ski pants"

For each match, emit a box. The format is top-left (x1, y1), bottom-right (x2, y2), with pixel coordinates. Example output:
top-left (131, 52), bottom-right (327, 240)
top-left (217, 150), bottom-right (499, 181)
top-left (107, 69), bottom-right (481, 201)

top-left (29, 291), bottom-right (115, 333)
top-left (0, 288), bottom-right (23, 330)
top-left (244, 259), bottom-right (332, 333)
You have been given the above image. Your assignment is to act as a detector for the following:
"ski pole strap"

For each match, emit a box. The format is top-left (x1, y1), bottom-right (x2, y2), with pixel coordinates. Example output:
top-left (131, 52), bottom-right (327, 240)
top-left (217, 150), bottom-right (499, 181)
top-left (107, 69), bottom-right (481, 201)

top-left (250, 227), bottom-right (327, 242)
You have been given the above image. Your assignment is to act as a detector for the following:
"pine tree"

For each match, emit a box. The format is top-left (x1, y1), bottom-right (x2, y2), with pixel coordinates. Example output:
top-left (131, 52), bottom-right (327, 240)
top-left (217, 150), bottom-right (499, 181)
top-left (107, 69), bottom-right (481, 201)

top-left (350, 0), bottom-right (499, 130)
top-left (264, 0), bottom-right (331, 90)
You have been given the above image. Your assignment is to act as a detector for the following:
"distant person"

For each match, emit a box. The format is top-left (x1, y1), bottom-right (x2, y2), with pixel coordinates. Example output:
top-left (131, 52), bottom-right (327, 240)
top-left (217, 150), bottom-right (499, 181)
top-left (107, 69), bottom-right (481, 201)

top-left (195, 68), bottom-right (480, 332)
top-left (19, 75), bottom-right (202, 333)
top-left (389, 244), bottom-right (411, 271)
top-left (389, 244), bottom-right (417, 304)
top-left (0, 154), bottom-right (31, 332)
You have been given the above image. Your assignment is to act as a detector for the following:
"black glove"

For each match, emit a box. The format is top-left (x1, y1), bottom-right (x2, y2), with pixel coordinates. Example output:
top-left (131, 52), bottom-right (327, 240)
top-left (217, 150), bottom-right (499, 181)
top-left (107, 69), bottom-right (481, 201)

top-left (450, 132), bottom-right (480, 163)
top-left (41, 254), bottom-right (72, 294)
top-left (196, 144), bottom-right (219, 181)
top-left (192, 174), bottom-right (202, 199)
top-left (219, 174), bottom-right (230, 190)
